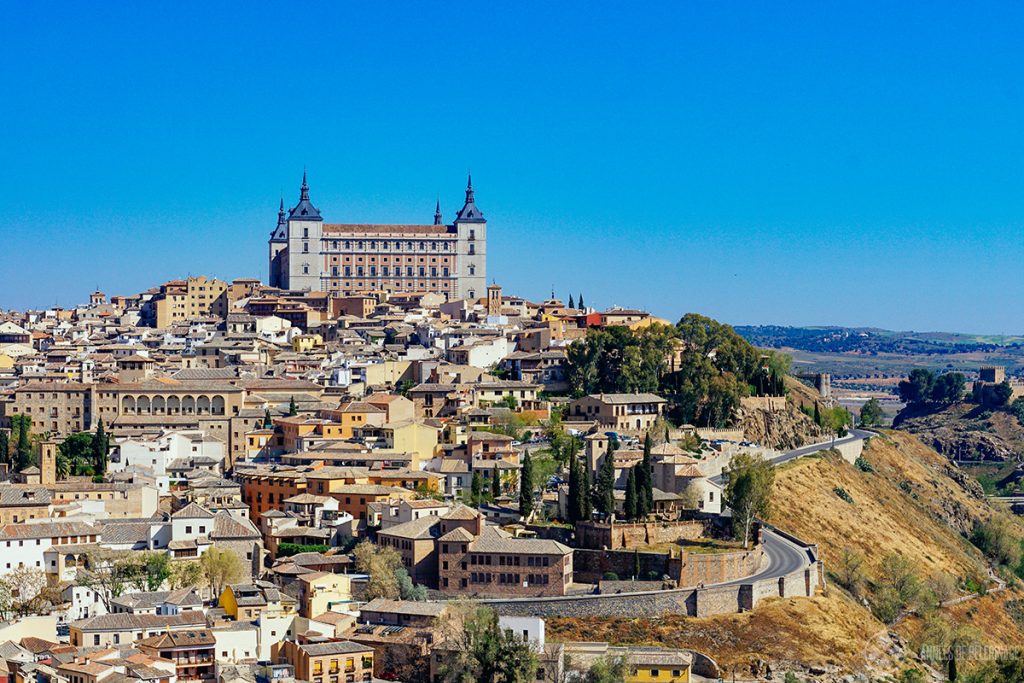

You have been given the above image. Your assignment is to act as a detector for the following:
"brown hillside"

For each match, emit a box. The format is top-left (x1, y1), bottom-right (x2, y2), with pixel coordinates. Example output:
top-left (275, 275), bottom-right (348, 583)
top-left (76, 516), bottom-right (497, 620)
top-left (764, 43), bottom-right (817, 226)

top-left (549, 431), bottom-right (1024, 678)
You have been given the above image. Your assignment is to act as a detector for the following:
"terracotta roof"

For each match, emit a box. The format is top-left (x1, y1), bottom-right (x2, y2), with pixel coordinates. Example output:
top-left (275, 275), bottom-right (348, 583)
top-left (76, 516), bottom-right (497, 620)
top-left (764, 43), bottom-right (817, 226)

top-left (322, 224), bottom-right (454, 235)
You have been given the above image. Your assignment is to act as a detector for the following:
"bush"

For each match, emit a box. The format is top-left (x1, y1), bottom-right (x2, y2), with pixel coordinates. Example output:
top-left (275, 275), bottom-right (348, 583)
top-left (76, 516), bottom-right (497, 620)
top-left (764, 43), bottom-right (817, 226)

top-left (854, 456), bottom-right (874, 473)
top-left (833, 487), bottom-right (854, 504)
top-left (277, 542), bottom-right (330, 557)
top-left (602, 571), bottom-right (619, 580)
top-left (970, 517), bottom-right (1022, 569)
top-left (644, 570), bottom-right (661, 581)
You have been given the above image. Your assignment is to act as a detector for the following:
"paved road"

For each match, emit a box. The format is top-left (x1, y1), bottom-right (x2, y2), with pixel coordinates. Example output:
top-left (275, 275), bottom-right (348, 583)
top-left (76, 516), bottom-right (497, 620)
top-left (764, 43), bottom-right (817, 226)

top-left (707, 529), bottom-right (813, 588)
top-left (709, 428), bottom-right (874, 485)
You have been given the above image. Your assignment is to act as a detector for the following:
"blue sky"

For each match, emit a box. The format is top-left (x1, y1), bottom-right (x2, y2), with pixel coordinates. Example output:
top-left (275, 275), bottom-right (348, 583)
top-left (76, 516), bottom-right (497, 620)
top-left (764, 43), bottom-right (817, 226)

top-left (2, 3), bottom-right (1022, 333)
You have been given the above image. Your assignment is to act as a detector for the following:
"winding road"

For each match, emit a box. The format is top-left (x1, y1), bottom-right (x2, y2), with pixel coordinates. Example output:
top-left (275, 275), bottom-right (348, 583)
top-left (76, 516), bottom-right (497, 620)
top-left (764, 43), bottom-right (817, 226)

top-left (705, 428), bottom-right (876, 583)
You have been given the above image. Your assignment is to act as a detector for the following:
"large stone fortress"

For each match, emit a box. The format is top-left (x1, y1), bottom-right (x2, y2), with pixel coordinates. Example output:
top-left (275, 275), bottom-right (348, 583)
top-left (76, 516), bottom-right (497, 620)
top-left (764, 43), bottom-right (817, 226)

top-left (268, 172), bottom-right (487, 300)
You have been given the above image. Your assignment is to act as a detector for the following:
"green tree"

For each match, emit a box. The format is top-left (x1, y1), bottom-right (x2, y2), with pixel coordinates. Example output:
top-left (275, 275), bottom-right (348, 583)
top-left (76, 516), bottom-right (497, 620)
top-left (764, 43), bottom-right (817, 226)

top-left (490, 466), bottom-right (501, 500)
top-left (0, 430), bottom-right (8, 468)
top-left (594, 445), bottom-right (616, 517)
top-left (59, 432), bottom-right (94, 477)
top-left (813, 402), bottom-right (822, 427)
top-left (578, 293), bottom-right (585, 310)
top-left (859, 398), bottom-right (884, 427)
top-left (436, 604), bottom-right (538, 683)
top-left (518, 450), bottom-right (534, 519)
top-left (15, 415), bottom-right (33, 471)
top-left (471, 472), bottom-right (483, 507)
top-left (898, 369), bottom-right (935, 404)
top-left (568, 294), bottom-right (575, 309)
top-left (288, 396), bottom-right (298, 416)
top-left (396, 567), bottom-right (427, 601)
top-left (930, 372), bottom-right (965, 404)
top-left (200, 547), bottom-right (246, 600)
top-left (624, 466), bottom-right (638, 520)
top-left (873, 553), bottom-right (922, 624)
top-left (722, 453), bottom-right (774, 548)
top-left (263, 409), bottom-right (273, 428)
top-left (579, 456), bottom-right (592, 521)
top-left (91, 419), bottom-right (109, 477)
top-left (637, 433), bottom-right (653, 517)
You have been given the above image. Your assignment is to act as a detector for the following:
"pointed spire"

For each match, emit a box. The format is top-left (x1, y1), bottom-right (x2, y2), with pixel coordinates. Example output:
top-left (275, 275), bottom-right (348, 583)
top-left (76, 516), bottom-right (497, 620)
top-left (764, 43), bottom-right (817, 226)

top-left (277, 197), bottom-right (286, 226)
top-left (455, 172), bottom-right (485, 223)
top-left (300, 168), bottom-right (310, 202)
top-left (434, 198), bottom-right (443, 225)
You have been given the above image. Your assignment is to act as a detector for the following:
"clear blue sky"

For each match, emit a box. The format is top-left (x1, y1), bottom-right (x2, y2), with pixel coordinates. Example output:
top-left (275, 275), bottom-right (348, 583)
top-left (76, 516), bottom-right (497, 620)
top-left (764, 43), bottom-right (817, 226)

top-left (2, 3), bottom-right (1022, 333)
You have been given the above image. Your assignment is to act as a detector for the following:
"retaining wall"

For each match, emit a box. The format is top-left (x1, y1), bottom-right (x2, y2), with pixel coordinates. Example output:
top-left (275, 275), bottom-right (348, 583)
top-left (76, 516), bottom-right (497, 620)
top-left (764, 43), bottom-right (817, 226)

top-left (575, 519), bottom-right (724, 550)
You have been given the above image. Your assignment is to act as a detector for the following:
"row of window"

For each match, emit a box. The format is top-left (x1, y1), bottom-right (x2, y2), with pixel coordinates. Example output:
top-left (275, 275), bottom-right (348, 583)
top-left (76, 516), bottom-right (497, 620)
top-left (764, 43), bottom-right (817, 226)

top-left (324, 239), bottom-right (454, 252)
top-left (330, 265), bottom-right (451, 278)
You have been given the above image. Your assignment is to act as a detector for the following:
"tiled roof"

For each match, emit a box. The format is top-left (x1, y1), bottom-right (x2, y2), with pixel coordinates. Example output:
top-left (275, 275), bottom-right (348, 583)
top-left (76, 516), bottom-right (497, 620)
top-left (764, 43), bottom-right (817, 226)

top-left (71, 610), bottom-right (206, 632)
top-left (360, 598), bottom-right (448, 618)
top-left (377, 516), bottom-right (440, 541)
top-left (298, 641), bottom-right (373, 657)
top-left (172, 502), bottom-right (215, 519)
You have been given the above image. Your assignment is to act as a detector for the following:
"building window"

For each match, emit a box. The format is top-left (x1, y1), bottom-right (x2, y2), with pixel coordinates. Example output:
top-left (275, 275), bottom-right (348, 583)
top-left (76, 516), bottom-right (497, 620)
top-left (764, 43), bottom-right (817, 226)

top-left (303, 242), bottom-right (309, 253)
top-left (469, 265), bottom-right (475, 275)
top-left (303, 264), bottom-right (310, 275)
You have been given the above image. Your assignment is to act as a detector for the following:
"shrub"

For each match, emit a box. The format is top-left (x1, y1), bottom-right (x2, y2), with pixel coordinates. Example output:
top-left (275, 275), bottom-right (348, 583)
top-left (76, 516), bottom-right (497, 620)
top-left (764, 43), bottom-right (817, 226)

top-left (277, 542), bottom-right (330, 557)
top-left (854, 456), bottom-right (874, 473)
top-left (602, 571), bottom-right (619, 580)
top-left (833, 487), bottom-right (854, 504)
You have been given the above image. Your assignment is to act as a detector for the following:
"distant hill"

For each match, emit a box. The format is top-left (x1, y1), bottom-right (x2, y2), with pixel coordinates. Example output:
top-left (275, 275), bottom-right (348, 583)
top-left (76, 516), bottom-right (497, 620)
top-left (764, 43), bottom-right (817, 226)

top-left (735, 325), bottom-right (1024, 356)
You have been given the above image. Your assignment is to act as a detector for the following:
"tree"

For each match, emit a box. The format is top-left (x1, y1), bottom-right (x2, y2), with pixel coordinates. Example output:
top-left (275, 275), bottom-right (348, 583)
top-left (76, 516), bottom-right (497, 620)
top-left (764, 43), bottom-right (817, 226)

top-left (396, 567), bottom-right (427, 601)
top-left (519, 450), bottom-right (534, 519)
top-left (92, 419), bottom-right (109, 477)
top-left (490, 466), bottom-right (502, 500)
top-left (435, 603), bottom-right (538, 683)
top-left (2, 566), bottom-right (48, 616)
top-left (568, 294), bottom-right (575, 309)
top-left (637, 433), bottom-right (653, 517)
top-left (0, 430), bottom-right (8, 468)
top-left (15, 415), bottom-right (33, 471)
top-left (813, 402), bottom-right (822, 427)
top-left (567, 456), bottom-right (581, 523)
top-left (722, 453), bottom-right (774, 548)
top-left (471, 472), bottom-right (483, 507)
top-left (263, 409), bottom-right (273, 428)
top-left (168, 561), bottom-right (204, 590)
top-left (288, 396), bottom-right (298, 416)
top-left (624, 466), bottom-right (638, 520)
top-left (354, 541), bottom-right (404, 600)
top-left (834, 547), bottom-right (866, 599)
top-left (930, 372), bottom-right (965, 404)
top-left (58, 432), bottom-right (95, 477)
top-left (898, 369), bottom-right (935, 404)
top-left (578, 293), bottom-right (585, 310)
top-left (579, 457), bottom-right (592, 521)
top-left (859, 398), bottom-right (884, 427)
top-left (78, 548), bottom-right (139, 611)
top-left (581, 656), bottom-right (625, 683)
top-left (873, 553), bottom-right (922, 624)
top-left (594, 445), bottom-right (616, 517)
top-left (200, 547), bottom-right (245, 600)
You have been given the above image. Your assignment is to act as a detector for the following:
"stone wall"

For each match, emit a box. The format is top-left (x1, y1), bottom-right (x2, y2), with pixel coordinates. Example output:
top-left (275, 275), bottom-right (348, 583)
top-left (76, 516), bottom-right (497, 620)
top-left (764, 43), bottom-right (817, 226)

top-left (674, 545), bottom-right (764, 587)
top-left (740, 396), bottom-right (787, 412)
top-left (575, 519), bottom-right (722, 550)
top-left (574, 549), bottom-right (670, 583)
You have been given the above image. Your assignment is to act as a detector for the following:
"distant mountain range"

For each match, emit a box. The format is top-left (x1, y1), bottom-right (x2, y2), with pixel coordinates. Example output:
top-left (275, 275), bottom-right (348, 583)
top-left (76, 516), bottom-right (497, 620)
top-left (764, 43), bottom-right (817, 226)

top-left (734, 325), bottom-right (1024, 356)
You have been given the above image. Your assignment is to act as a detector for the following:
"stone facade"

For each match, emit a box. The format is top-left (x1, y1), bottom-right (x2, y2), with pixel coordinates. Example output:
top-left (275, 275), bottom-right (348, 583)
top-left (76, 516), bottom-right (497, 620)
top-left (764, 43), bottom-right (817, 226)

top-left (575, 519), bottom-right (723, 551)
top-left (269, 173), bottom-right (487, 301)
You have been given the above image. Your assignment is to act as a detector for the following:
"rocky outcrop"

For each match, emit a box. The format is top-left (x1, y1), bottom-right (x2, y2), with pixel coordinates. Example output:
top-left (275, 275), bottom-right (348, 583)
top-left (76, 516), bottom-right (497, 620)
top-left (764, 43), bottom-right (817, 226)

top-left (893, 403), bottom-right (1024, 463)
top-left (736, 402), bottom-right (825, 450)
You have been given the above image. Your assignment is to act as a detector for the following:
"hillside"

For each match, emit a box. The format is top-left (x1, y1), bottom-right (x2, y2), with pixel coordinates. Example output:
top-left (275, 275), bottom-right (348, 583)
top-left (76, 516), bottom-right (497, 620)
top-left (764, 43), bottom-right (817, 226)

top-left (735, 376), bottom-right (825, 450)
top-left (893, 401), bottom-right (1024, 465)
top-left (548, 431), bottom-right (1024, 679)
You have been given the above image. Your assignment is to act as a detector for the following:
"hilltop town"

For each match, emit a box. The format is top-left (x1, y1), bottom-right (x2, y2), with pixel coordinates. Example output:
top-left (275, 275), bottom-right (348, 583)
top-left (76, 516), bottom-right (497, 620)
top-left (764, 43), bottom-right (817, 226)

top-left (0, 176), bottom-right (1021, 683)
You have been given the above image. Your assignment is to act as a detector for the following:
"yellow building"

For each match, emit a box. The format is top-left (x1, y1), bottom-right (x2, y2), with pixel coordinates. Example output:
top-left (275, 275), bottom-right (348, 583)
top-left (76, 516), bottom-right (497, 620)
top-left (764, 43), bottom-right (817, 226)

top-left (149, 275), bottom-right (229, 328)
top-left (292, 334), bottom-right (324, 353)
top-left (625, 650), bottom-right (692, 683)
top-left (219, 582), bottom-right (297, 621)
top-left (295, 571), bottom-right (355, 618)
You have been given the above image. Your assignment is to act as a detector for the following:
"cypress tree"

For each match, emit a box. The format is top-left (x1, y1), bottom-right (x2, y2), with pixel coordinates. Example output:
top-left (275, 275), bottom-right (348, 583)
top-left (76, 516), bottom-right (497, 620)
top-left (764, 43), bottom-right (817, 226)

top-left (624, 466), bottom-right (638, 520)
top-left (579, 459), bottom-right (592, 521)
top-left (813, 402), bottom-right (822, 427)
top-left (633, 548), bottom-right (641, 579)
top-left (491, 466), bottom-right (501, 500)
top-left (578, 293), bottom-right (585, 310)
top-left (471, 471), bottom-right (483, 507)
top-left (568, 294), bottom-right (575, 309)
top-left (636, 433), bottom-right (653, 518)
top-left (263, 409), bottom-right (273, 428)
top-left (595, 445), bottom-right (616, 517)
top-left (519, 450), bottom-right (534, 518)
top-left (288, 396), bottom-right (298, 416)
top-left (567, 456), bottom-right (580, 523)
top-left (0, 429), bottom-right (8, 467)
top-left (16, 415), bottom-right (33, 471)
top-left (92, 419), bottom-right (108, 477)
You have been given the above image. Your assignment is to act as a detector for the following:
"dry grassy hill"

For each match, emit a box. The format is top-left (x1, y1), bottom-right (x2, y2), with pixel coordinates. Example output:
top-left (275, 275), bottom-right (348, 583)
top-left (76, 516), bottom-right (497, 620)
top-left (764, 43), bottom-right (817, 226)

top-left (548, 431), bottom-right (1024, 679)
